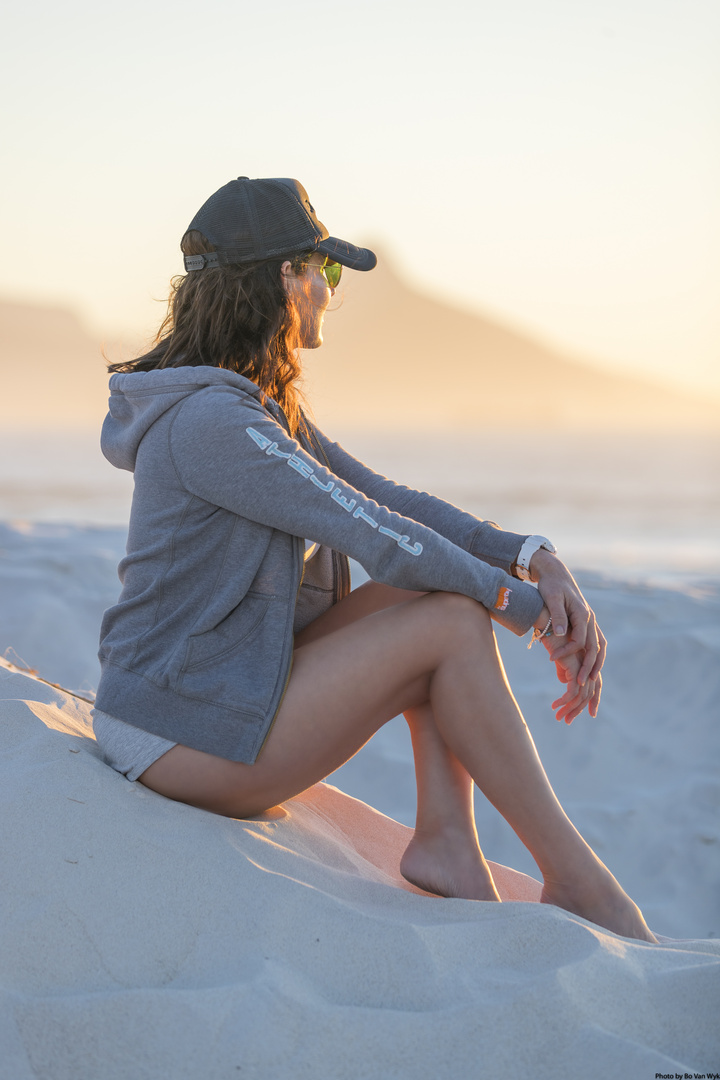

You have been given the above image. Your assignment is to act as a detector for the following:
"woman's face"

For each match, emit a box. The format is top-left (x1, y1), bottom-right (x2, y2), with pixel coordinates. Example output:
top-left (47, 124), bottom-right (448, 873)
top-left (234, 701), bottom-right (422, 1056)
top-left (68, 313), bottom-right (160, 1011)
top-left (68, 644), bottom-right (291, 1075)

top-left (282, 253), bottom-right (335, 349)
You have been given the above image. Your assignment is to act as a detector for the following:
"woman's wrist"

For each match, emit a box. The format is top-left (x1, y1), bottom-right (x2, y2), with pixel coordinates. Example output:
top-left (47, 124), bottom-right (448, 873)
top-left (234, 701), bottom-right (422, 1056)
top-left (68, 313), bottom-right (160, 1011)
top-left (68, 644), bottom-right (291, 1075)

top-left (528, 546), bottom-right (562, 583)
top-left (530, 607), bottom-right (571, 654)
top-left (528, 607), bottom-right (554, 650)
top-left (533, 606), bottom-right (551, 632)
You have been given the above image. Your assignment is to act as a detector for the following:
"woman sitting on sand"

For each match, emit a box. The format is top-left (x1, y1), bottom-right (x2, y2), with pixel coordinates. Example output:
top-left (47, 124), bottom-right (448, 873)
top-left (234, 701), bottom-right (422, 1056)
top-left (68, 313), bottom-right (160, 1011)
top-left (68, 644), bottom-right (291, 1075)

top-left (93, 176), bottom-right (655, 943)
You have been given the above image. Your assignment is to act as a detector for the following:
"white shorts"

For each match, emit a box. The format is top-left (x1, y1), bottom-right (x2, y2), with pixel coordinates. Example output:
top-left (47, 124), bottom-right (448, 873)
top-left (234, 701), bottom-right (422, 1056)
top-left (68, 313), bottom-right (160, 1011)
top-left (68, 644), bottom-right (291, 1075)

top-left (92, 709), bottom-right (177, 782)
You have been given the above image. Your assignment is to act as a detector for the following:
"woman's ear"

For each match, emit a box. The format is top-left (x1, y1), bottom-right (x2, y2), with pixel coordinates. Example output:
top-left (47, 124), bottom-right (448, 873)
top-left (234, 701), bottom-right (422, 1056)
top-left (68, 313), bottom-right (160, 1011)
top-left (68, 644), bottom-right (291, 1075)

top-left (280, 259), bottom-right (293, 294)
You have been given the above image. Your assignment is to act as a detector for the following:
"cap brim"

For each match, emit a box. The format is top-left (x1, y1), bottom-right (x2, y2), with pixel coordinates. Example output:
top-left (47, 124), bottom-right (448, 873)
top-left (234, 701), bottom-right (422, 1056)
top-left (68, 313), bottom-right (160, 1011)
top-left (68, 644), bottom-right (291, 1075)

top-left (317, 237), bottom-right (377, 271)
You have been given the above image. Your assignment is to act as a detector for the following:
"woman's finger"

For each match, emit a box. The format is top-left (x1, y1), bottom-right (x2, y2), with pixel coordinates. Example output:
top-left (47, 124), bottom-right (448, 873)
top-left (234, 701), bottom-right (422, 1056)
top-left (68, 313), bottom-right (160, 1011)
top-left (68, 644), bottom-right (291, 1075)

top-left (552, 686), bottom-right (577, 710)
top-left (543, 586), bottom-right (571, 644)
top-left (551, 677), bottom-right (580, 709)
top-left (552, 679), bottom-right (591, 721)
top-left (560, 686), bottom-right (593, 724)
top-left (589, 626), bottom-right (607, 682)
top-left (589, 673), bottom-right (603, 717)
top-left (567, 596), bottom-right (591, 653)
top-left (577, 616), bottom-right (600, 685)
top-left (556, 671), bottom-right (597, 722)
top-left (549, 597), bottom-right (590, 662)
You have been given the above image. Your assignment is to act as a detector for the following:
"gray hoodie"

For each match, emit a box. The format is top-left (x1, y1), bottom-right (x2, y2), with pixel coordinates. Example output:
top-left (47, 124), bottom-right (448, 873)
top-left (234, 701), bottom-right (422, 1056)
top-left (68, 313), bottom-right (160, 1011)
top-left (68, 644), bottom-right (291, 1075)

top-left (95, 367), bottom-right (543, 762)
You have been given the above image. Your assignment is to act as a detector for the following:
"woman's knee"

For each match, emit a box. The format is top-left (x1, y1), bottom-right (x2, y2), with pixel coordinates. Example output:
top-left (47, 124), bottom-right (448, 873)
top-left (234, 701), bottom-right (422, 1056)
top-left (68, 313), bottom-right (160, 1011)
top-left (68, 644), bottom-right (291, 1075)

top-left (421, 591), bottom-right (494, 647)
top-left (424, 590), bottom-right (492, 625)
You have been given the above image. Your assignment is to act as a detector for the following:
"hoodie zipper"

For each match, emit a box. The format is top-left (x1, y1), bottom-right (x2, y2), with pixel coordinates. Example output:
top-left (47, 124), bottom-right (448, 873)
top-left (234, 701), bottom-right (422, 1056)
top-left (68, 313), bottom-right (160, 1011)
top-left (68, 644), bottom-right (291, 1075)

top-left (256, 534), bottom-right (306, 758)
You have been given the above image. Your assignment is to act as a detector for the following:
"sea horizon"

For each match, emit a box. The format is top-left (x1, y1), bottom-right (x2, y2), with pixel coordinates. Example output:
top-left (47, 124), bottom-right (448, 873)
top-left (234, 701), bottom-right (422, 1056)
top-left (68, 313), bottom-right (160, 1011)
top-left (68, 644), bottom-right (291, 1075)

top-left (1, 426), bottom-right (718, 587)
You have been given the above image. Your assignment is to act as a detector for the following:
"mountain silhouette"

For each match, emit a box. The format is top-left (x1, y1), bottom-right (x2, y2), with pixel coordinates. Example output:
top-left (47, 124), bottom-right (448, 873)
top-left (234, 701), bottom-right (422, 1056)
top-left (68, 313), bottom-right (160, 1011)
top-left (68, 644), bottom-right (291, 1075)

top-left (2, 258), bottom-right (717, 431)
top-left (304, 251), bottom-right (719, 432)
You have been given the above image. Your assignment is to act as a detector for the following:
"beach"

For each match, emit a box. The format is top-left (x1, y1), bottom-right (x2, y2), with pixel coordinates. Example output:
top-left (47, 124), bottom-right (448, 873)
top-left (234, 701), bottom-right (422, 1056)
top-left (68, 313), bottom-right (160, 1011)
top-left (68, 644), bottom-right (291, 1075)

top-left (1, 437), bottom-right (719, 1076)
top-left (3, 0), bottom-right (719, 1070)
top-left (1, 648), bottom-right (719, 1079)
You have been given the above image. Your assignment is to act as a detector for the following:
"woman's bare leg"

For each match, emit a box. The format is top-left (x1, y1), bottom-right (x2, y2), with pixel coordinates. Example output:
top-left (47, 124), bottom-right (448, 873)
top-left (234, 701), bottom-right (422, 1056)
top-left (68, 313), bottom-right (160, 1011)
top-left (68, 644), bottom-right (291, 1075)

top-left (400, 702), bottom-right (501, 901)
top-left (296, 583), bottom-right (499, 900)
top-left (140, 591), bottom-right (654, 941)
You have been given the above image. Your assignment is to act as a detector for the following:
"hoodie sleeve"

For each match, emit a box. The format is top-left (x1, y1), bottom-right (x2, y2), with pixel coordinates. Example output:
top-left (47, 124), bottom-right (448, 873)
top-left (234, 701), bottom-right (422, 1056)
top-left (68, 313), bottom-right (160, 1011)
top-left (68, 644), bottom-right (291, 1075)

top-left (168, 390), bottom-right (544, 636)
top-left (310, 426), bottom-right (530, 575)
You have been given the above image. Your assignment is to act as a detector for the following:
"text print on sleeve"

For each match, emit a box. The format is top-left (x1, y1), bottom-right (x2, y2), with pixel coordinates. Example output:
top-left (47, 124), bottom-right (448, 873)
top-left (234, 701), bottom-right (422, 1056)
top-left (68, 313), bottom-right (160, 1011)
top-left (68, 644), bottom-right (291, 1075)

top-left (246, 427), bottom-right (423, 556)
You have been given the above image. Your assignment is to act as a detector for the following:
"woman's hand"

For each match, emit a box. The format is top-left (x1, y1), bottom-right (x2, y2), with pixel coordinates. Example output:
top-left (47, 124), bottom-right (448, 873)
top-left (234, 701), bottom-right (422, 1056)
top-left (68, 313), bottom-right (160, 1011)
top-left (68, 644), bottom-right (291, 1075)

top-left (547, 640), bottom-right (602, 722)
top-left (529, 549), bottom-right (607, 686)
top-left (532, 607), bottom-right (602, 722)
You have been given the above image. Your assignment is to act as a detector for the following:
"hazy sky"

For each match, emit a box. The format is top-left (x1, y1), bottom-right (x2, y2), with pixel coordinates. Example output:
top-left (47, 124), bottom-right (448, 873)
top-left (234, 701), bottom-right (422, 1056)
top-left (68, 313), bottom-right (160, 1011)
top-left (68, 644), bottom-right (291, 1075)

top-left (2, 0), bottom-right (718, 395)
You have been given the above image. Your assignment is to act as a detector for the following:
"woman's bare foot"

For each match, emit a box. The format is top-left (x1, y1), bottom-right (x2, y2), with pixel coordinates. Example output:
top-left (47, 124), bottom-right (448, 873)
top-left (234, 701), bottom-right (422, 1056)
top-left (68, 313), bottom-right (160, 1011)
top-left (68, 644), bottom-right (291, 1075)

top-left (540, 866), bottom-right (657, 943)
top-left (400, 826), bottom-right (502, 902)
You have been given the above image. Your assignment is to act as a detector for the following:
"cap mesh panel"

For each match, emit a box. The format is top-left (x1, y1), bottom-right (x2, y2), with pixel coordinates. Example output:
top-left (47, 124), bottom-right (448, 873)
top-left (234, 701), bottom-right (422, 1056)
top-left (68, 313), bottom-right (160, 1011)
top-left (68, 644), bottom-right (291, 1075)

top-left (187, 178), bottom-right (324, 261)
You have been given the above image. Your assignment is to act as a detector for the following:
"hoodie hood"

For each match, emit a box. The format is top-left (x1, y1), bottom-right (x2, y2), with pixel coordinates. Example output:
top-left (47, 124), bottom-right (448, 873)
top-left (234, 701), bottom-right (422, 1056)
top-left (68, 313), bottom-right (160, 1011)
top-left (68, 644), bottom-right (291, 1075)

top-left (101, 367), bottom-right (264, 472)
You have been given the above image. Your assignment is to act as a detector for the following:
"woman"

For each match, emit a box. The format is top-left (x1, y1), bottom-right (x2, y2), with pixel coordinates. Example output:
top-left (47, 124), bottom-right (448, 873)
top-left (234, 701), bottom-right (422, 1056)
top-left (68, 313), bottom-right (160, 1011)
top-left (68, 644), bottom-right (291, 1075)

top-left (94, 176), bottom-right (655, 942)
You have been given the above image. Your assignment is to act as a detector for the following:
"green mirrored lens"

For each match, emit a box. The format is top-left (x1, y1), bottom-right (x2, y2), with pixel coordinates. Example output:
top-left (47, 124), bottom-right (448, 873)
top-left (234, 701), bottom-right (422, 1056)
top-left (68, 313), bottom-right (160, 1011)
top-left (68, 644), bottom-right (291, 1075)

top-left (323, 260), bottom-right (342, 288)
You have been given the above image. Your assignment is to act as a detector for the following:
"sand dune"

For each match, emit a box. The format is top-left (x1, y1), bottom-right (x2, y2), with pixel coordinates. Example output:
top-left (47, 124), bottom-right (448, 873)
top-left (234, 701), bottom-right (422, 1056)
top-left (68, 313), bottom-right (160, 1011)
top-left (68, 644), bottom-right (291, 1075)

top-left (1, 522), bottom-right (718, 945)
top-left (1, 659), bottom-right (719, 1080)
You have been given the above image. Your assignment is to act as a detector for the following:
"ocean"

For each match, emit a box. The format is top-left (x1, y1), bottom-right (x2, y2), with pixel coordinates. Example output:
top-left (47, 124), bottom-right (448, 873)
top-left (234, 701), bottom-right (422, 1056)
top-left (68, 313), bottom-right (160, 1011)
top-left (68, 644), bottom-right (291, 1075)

top-left (1, 426), bottom-right (718, 586)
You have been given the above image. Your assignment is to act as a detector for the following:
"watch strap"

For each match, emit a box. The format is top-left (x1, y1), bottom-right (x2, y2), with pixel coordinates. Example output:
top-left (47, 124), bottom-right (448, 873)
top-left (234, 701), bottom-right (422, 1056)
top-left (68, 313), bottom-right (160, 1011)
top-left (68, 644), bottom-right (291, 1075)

top-left (515, 535), bottom-right (556, 581)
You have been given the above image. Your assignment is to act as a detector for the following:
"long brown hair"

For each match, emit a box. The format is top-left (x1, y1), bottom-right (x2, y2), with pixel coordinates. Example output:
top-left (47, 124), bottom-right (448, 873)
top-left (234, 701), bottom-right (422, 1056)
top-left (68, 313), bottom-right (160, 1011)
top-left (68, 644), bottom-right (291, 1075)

top-left (108, 231), bottom-right (312, 437)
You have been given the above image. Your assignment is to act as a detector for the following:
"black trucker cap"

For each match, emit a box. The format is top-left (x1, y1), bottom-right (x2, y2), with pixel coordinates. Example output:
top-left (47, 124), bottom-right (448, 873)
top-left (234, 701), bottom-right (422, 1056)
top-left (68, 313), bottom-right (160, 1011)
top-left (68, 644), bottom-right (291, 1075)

top-left (183, 177), bottom-right (377, 274)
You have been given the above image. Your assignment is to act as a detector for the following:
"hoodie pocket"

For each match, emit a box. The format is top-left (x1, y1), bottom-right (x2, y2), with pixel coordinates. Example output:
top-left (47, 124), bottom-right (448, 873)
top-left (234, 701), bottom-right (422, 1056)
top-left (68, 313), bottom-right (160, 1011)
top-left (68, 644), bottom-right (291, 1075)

top-left (182, 594), bottom-right (270, 672)
top-left (178, 594), bottom-right (283, 713)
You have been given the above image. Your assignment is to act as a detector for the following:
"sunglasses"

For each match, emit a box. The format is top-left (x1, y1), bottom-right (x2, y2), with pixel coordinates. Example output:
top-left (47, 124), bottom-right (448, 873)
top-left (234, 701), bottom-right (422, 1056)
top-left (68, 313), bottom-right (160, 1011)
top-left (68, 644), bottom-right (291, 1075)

top-left (317, 256), bottom-right (342, 289)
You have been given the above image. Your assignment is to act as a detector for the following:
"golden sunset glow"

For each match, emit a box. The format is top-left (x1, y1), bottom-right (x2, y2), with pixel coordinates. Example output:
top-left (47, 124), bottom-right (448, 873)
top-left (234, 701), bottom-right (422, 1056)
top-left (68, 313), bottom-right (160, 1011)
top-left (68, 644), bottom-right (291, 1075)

top-left (1, 0), bottom-right (718, 411)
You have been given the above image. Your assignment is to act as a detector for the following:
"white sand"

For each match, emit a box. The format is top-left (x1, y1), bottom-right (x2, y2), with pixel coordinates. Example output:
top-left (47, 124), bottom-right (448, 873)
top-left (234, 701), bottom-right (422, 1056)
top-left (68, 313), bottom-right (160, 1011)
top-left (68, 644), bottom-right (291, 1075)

top-left (1, 521), bottom-right (720, 1076)
top-left (1, 659), bottom-right (719, 1080)
top-left (1, 522), bottom-right (719, 940)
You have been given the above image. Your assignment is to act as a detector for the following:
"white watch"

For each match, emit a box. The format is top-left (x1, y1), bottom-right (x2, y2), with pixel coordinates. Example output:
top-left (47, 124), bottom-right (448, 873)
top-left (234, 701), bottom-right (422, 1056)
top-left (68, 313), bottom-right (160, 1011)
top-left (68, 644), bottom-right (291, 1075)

top-left (515, 535), bottom-right (557, 581)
